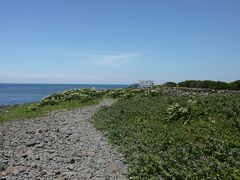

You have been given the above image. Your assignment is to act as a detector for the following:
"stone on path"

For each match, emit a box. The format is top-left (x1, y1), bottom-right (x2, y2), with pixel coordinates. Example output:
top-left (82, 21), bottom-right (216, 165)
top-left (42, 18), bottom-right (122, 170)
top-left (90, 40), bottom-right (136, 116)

top-left (0, 99), bottom-right (127, 179)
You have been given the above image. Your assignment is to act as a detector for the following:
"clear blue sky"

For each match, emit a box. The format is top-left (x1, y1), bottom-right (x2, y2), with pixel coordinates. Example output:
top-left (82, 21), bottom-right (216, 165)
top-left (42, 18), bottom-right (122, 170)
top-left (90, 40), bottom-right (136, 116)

top-left (0, 0), bottom-right (239, 84)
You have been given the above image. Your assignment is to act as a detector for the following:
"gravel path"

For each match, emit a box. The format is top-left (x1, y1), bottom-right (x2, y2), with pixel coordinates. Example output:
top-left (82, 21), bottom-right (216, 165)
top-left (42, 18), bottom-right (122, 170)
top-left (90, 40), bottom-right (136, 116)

top-left (0, 99), bottom-right (127, 180)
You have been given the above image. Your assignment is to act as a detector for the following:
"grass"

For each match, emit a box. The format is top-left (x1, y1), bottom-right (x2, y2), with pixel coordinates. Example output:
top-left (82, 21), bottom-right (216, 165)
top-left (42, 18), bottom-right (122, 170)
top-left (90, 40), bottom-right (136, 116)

top-left (0, 98), bottom-right (102, 123)
top-left (0, 88), bottom-right (109, 123)
top-left (0, 87), bottom-right (156, 123)
top-left (1, 87), bottom-right (240, 179)
top-left (93, 93), bottom-right (240, 179)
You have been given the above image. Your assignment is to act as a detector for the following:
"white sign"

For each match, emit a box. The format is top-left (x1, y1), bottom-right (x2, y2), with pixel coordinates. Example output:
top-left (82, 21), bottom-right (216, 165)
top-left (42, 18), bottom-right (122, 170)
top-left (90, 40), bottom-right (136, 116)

top-left (139, 80), bottom-right (154, 88)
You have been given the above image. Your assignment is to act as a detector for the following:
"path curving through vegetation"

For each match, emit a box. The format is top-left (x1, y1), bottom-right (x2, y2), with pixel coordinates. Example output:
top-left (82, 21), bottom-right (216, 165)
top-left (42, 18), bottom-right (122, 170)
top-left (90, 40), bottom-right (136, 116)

top-left (0, 99), bottom-right (127, 179)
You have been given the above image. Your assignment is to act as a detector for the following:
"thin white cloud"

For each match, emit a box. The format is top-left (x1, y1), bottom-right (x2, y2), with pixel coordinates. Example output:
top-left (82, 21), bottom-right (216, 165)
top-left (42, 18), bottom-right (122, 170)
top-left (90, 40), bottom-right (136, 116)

top-left (95, 53), bottom-right (139, 66)
top-left (60, 51), bottom-right (140, 67)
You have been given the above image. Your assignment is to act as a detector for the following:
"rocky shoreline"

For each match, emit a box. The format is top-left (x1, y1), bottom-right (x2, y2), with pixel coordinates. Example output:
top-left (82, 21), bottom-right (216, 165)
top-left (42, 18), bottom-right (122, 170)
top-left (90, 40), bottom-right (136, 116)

top-left (0, 99), bottom-right (127, 179)
top-left (0, 105), bottom-right (9, 110)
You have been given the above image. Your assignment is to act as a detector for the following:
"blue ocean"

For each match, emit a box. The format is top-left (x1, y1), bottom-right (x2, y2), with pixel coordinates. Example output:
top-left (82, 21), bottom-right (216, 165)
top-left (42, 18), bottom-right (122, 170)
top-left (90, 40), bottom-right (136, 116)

top-left (0, 84), bottom-right (128, 106)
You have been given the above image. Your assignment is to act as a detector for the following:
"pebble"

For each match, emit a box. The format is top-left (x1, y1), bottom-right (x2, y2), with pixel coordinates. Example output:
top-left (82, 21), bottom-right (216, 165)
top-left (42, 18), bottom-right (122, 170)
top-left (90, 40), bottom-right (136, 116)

top-left (0, 99), bottom-right (127, 179)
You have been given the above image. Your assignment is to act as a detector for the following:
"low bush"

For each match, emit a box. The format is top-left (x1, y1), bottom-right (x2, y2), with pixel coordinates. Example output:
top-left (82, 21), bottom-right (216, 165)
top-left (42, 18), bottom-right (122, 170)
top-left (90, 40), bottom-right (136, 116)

top-left (227, 80), bottom-right (240, 90)
top-left (178, 80), bottom-right (228, 90)
top-left (163, 81), bottom-right (177, 87)
top-left (93, 93), bottom-right (240, 179)
top-left (39, 88), bottom-right (107, 106)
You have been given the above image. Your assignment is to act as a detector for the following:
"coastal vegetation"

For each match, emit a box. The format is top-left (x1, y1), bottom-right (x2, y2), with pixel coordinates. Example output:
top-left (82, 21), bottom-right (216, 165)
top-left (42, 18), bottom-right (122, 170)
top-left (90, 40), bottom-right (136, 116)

top-left (178, 80), bottom-right (240, 90)
top-left (126, 80), bottom-right (240, 90)
top-left (0, 88), bottom-right (106, 122)
top-left (93, 93), bottom-right (240, 179)
top-left (1, 84), bottom-right (240, 179)
top-left (0, 87), bottom-right (158, 122)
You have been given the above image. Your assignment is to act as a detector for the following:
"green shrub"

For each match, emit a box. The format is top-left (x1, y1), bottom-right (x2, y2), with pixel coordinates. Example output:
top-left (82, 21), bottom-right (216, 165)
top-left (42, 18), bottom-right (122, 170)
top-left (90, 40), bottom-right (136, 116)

top-left (39, 88), bottom-right (107, 106)
top-left (166, 103), bottom-right (189, 121)
top-left (178, 80), bottom-right (228, 90)
top-left (93, 93), bottom-right (240, 179)
top-left (163, 81), bottom-right (177, 87)
top-left (227, 80), bottom-right (240, 90)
